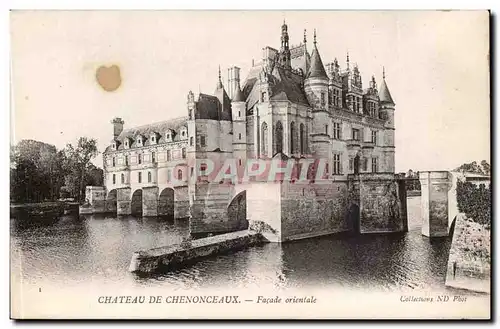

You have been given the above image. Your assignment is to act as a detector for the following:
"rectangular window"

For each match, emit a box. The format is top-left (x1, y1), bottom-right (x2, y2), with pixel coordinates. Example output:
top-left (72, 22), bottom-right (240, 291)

top-left (321, 92), bottom-right (326, 107)
top-left (325, 124), bottom-right (329, 135)
top-left (349, 158), bottom-right (354, 172)
top-left (138, 154), bottom-right (142, 164)
top-left (371, 130), bottom-right (377, 145)
top-left (167, 169), bottom-right (171, 182)
top-left (261, 92), bottom-right (267, 102)
top-left (333, 122), bottom-right (341, 140)
top-left (238, 133), bottom-right (242, 140)
top-left (333, 153), bottom-right (342, 175)
top-left (362, 158), bottom-right (368, 171)
top-left (112, 157), bottom-right (116, 167)
top-left (166, 150), bottom-right (171, 161)
top-left (182, 148), bottom-right (186, 159)
top-left (112, 174), bottom-right (116, 184)
top-left (190, 136), bottom-right (194, 146)
top-left (238, 110), bottom-right (241, 117)
top-left (372, 157), bottom-right (378, 173)
top-left (125, 155), bottom-right (129, 166)
top-left (152, 152), bottom-right (156, 163)
top-left (138, 172), bottom-right (142, 183)
top-left (352, 128), bottom-right (360, 141)
top-left (200, 135), bottom-right (206, 147)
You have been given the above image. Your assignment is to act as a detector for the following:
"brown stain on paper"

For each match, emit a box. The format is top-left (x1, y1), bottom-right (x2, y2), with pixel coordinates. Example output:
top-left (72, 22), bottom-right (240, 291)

top-left (95, 65), bottom-right (122, 92)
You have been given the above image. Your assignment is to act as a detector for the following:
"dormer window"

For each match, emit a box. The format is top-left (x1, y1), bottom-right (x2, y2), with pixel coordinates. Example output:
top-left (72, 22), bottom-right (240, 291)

top-left (124, 140), bottom-right (129, 148)
top-left (136, 136), bottom-right (143, 146)
top-left (165, 129), bottom-right (173, 142)
top-left (179, 126), bottom-right (188, 139)
top-left (112, 143), bottom-right (116, 150)
top-left (150, 133), bottom-right (158, 145)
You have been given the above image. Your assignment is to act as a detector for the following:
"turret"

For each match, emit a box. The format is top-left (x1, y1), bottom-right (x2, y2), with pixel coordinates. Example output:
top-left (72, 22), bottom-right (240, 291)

top-left (279, 20), bottom-right (291, 68)
top-left (304, 29), bottom-right (330, 160)
top-left (378, 67), bottom-right (396, 172)
top-left (231, 82), bottom-right (247, 168)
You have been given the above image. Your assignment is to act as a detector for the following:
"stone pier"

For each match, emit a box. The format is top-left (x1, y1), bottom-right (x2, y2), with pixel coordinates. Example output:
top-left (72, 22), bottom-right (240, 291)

top-left (142, 186), bottom-right (159, 217)
top-left (117, 187), bottom-right (131, 215)
top-left (419, 171), bottom-right (452, 237)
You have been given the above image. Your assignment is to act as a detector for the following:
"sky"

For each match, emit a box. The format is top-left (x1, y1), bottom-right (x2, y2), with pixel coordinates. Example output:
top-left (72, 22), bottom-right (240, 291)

top-left (10, 10), bottom-right (490, 172)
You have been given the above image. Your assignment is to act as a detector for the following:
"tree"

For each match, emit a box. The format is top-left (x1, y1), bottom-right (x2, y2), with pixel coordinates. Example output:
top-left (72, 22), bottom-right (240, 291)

top-left (481, 160), bottom-right (491, 176)
top-left (454, 160), bottom-right (490, 175)
top-left (63, 137), bottom-right (99, 202)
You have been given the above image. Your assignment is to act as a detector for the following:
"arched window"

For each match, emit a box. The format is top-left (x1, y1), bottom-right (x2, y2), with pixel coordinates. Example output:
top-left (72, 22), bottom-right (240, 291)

top-left (275, 121), bottom-right (283, 154)
top-left (148, 171), bottom-right (152, 183)
top-left (290, 122), bottom-right (296, 154)
top-left (178, 169), bottom-right (183, 181)
top-left (261, 122), bottom-right (268, 157)
top-left (112, 174), bottom-right (116, 185)
top-left (300, 123), bottom-right (305, 154)
top-left (121, 173), bottom-right (125, 184)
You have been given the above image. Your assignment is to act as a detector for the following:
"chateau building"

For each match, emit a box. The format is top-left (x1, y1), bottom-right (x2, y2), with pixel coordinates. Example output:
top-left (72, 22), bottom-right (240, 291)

top-left (96, 21), bottom-right (403, 240)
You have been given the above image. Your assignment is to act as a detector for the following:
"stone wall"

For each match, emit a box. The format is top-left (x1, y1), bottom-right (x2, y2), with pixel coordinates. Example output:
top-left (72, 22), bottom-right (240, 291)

top-left (349, 173), bottom-right (408, 234)
top-left (280, 181), bottom-right (350, 241)
top-left (174, 186), bottom-right (190, 219)
top-left (246, 182), bottom-right (282, 242)
top-left (445, 213), bottom-right (490, 293)
top-left (189, 183), bottom-right (244, 237)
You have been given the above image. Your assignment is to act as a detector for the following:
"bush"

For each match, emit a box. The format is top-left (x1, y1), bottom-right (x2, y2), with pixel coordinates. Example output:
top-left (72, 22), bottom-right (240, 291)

top-left (456, 180), bottom-right (491, 227)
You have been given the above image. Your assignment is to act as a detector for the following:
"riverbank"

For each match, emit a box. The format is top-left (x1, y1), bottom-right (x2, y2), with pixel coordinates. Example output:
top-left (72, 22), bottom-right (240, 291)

top-left (10, 201), bottom-right (80, 218)
top-left (445, 213), bottom-right (490, 293)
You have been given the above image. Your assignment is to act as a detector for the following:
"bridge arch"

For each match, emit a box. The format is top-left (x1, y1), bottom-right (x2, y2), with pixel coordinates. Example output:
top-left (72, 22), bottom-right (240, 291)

top-left (106, 189), bottom-right (117, 213)
top-left (158, 187), bottom-right (175, 218)
top-left (227, 190), bottom-right (248, 230)
top-left (131, 189), bottom-right (143, 216)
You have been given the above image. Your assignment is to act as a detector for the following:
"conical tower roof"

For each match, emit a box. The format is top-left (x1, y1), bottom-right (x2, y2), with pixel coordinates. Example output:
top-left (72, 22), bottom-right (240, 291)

top-left (232, 83), bottom-right (245, 102)
top-left (379, 74), bottom-right (395, 106)
top-left (306, 30), bottom-right (328, 80)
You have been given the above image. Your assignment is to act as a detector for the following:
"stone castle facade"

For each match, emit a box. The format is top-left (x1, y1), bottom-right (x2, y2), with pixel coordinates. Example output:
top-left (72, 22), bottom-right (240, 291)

top-left (92, 21), bottom-right (406, 241)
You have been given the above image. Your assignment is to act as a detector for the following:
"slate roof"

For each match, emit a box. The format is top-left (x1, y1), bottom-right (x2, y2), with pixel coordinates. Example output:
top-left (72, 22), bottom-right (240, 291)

top-left (243, 64), bottom-right (310, 110)
top-left (306, 45), bottom-right (328, 80)
top-left (379, 79), bottom-right (395, 105)
top-left (106, 116), bottom-right (188, 152)
top-left (232, 84), bottom-right (245, 102)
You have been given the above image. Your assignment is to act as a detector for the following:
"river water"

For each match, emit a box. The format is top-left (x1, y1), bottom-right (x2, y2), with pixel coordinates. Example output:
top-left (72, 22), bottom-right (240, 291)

top-left (11, 196), bottom-right (464, 294)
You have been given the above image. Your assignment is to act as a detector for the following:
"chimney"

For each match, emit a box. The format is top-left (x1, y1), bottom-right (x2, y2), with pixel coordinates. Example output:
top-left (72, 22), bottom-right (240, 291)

top-left (111, 117), bottom-right (124, 139)
top-left (227, 66), bottom-right (240, 100)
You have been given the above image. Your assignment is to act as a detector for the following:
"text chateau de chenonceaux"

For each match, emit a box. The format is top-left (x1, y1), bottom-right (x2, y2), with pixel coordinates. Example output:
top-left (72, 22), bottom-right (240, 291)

top-left (81, 21), bottom-right (458, 243)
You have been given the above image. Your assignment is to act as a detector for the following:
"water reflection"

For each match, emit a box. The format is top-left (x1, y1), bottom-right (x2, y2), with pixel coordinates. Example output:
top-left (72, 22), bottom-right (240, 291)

top-left (11, 199), bottom-right (454, 293)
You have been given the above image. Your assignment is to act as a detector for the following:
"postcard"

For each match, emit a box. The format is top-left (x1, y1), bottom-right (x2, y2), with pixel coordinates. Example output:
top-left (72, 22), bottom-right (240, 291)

top-left (10, 10), bottom-right (491, 319)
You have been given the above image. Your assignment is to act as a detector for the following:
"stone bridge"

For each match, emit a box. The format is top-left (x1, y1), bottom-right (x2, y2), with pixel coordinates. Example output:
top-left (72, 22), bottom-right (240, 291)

top-left (418, 171), bottom-right (490, 238)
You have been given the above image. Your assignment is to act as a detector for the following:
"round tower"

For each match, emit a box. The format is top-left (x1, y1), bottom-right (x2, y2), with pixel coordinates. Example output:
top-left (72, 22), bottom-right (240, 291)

top-left (231, 81), bottom-right (247, 169)
top-left (379, 67), bottom-right (396, 173)
top-left (304, 30), bottom-right (330, 162)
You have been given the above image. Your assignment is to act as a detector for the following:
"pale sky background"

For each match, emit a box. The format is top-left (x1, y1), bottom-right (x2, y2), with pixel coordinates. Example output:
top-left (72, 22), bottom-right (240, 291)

top-left (10, 10), bottom-right (490, 172)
